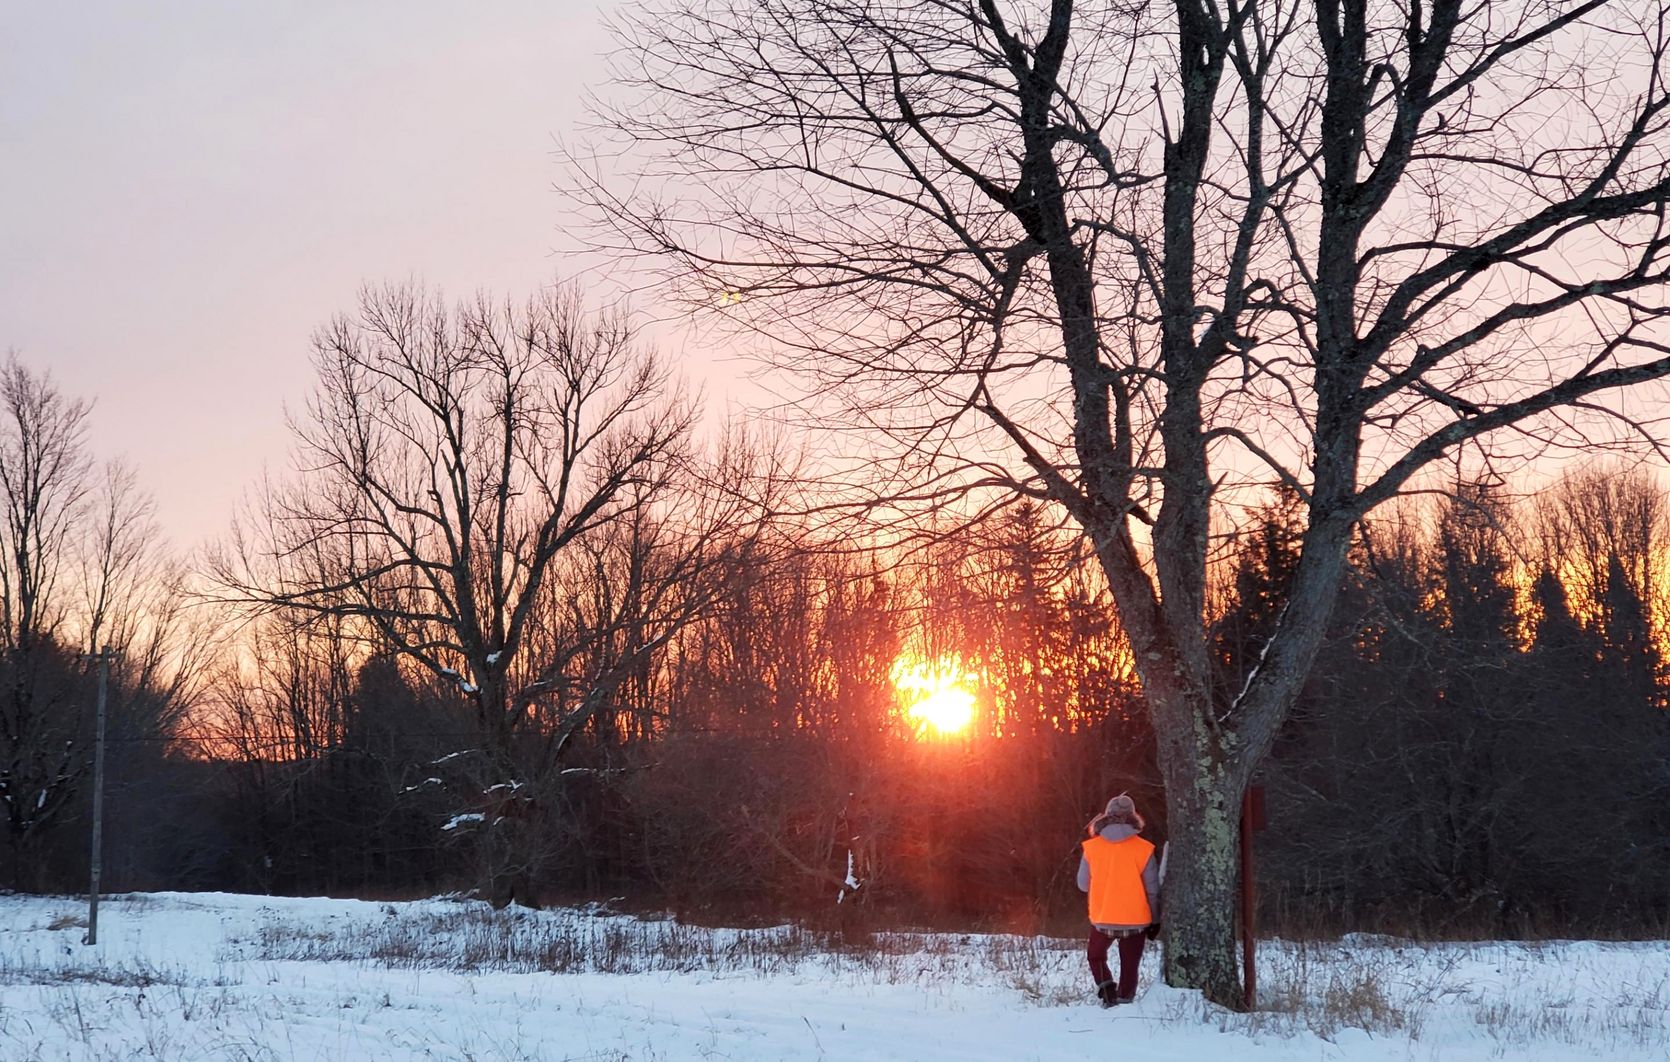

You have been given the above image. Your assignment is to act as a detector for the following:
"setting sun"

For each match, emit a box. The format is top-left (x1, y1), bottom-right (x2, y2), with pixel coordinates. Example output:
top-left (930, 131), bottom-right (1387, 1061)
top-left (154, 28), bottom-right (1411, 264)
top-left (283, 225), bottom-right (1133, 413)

top-left (891, 658), bottom-right (978, 736)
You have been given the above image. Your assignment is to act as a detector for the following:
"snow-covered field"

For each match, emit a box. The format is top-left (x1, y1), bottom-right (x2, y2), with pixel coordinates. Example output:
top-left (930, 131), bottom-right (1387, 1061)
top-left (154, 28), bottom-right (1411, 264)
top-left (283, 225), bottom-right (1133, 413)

top-left (0, 892), bottom-right (1666, 1061)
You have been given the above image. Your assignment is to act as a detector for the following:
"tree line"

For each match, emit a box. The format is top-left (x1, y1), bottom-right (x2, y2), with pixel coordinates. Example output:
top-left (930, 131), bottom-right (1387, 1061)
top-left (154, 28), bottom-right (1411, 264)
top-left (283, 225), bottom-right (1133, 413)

top-left (2, 334), bottom-right (1665, 941)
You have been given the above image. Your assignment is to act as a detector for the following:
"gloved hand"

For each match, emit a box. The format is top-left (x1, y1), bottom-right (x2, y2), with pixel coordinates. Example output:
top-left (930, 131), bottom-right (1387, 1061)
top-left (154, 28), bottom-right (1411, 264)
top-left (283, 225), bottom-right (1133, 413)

top-left (1144, 922), bottom-right (1162, 941)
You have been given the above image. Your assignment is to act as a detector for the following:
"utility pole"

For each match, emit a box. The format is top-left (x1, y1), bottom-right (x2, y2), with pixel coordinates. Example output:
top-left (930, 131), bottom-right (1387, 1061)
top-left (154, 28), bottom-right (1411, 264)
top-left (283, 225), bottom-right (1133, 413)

top-left (82, 645), bottom-right (120, 946)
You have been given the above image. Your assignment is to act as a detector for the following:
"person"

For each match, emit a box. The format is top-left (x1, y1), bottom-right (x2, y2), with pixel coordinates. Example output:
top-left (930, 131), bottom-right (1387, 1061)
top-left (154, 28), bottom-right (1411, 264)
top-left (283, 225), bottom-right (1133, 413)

top-left (1077, 794), bottom-right (1161, 1007)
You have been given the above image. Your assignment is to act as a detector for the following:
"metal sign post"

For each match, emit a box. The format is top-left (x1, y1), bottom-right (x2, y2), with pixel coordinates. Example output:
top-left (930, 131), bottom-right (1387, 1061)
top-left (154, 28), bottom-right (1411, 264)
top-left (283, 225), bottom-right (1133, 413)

top-left (83, 646), bottom-right (120, 946)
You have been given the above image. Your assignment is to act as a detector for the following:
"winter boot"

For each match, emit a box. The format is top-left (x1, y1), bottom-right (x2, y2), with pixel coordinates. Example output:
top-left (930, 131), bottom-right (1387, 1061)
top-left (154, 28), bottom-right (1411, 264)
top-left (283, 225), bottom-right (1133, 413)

top-left (1095, 980), bottom-right (1119, 1008)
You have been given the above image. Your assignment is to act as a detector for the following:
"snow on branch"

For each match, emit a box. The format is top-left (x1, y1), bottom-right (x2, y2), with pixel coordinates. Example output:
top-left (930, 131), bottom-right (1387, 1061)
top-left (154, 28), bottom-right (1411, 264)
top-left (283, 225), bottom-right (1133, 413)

top-left (438, 666), bottom-right (478, 695)
top-left (430, 750), bottom-right (481, 765)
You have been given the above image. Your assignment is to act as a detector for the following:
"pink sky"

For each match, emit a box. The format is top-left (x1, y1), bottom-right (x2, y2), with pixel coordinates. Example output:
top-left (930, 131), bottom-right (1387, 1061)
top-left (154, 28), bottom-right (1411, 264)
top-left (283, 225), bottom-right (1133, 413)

top-left (1, 0), bottom-right (743, 549)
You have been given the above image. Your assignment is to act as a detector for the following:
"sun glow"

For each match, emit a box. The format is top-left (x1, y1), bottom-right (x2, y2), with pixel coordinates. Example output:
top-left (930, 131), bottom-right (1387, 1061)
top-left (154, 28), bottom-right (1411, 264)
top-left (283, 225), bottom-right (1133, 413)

top-left (891, 658), bottom-right (978, 736)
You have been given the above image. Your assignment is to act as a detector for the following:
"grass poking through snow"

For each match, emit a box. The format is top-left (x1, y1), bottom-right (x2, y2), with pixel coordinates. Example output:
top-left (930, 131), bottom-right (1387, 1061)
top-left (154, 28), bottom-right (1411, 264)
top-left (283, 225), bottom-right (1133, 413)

top-left (1, 893), bottom-right (1667, 1060)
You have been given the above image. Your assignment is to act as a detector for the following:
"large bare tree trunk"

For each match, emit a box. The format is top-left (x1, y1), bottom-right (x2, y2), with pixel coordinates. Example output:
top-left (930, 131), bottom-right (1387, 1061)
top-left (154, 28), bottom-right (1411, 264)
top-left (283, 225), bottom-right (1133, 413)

top-left (1160, 761), bottom-right (1243, 997)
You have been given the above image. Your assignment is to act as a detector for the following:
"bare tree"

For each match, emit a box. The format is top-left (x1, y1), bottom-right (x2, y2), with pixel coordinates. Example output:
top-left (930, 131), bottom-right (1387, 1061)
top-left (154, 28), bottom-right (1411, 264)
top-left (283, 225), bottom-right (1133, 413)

top-left (1534, 464), bottom-right (1670, 652)
top-left (76, 462), bottom-right (210, 744)
top-left (216, 284), bottom-right (674, 755)
top-left (212, 281), bottom-right (783, 857)
top-left (0, 353), bottom-right (91, 656)
top-left (0, 355), bottom-right (198, 886)
top-left (0, 354), bottom-right (92, 881)
top-left (583, 0), bottom-right (1670, 1003)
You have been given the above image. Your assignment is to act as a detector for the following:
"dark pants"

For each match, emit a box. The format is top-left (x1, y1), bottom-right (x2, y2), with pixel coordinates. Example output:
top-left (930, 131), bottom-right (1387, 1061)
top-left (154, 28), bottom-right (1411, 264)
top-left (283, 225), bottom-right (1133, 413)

top-left (1087, 927), bottom-right (1146, 1000)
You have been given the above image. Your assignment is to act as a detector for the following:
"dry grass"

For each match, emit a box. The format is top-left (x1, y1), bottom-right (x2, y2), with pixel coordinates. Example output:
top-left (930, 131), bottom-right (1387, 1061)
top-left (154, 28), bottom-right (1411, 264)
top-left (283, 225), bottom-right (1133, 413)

top-left (1160, 936), bottom-right (1670, 1056)
top-left (233, 903), bottom-right (978, 983)
top-left (1214, 938), bottom-right (1436, 1040)
top-left (0, 954), bottom-right (198, 989)
top-left (1461, 951), bottom-right (1670, 1057)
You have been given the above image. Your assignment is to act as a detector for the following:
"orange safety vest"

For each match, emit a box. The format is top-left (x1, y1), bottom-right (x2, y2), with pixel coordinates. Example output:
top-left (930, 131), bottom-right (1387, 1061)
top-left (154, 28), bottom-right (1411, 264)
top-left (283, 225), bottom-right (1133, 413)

top-left (1082, 834), bottom-right (1155, 925)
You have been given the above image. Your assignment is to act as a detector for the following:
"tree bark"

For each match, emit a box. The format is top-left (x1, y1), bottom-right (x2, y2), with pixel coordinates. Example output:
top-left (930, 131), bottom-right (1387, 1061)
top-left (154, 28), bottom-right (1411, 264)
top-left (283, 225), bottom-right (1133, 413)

top-left (1159, 760), bottom-right (1244, 1006)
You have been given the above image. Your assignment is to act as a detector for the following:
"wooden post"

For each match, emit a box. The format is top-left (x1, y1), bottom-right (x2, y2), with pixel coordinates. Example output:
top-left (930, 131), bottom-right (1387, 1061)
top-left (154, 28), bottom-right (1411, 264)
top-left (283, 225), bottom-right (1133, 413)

top-left (1240, 784), bottom-right (1265, 1008)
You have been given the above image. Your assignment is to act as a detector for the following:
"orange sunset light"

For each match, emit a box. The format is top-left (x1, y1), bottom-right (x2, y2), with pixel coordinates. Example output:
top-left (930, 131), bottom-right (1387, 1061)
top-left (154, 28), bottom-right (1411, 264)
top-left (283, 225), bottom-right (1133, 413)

top-left (891, 657), bottom-right (978, 736)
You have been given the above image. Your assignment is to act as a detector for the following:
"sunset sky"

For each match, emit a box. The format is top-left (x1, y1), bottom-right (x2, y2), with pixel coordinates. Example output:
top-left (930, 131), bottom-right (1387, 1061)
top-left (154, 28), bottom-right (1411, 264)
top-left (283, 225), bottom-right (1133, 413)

top-left (1, 0), bottom-right (727, 548)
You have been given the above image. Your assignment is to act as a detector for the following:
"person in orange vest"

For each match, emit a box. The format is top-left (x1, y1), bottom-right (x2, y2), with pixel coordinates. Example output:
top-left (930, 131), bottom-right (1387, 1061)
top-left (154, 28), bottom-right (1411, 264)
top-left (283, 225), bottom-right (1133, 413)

top-left (1077, 794), bottom-right (1161, 1006)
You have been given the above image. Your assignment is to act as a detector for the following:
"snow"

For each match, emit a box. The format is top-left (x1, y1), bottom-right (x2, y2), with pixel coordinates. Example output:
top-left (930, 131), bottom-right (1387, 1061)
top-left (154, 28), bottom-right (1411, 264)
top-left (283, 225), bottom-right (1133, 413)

top-left (0, 891), bottom-right (1666, 1061)
top-left (401, 777), bottom-right (443, 793)
top-left (430, 749), bottom-right (479, 765)
top-left (838, 849), bottom-right (860, 903)
top-left (437, 667), bottom-right (479, 694)
top-left (486, 651), bottom-right (502, 664)
top-left (440, 813), bottom-right (484, 831)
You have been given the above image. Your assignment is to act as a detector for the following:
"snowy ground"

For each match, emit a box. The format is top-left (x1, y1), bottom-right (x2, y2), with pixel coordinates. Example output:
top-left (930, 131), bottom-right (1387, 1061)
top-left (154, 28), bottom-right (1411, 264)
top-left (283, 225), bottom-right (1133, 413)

top-left (0, 892), bottom-right (1666, 1061)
